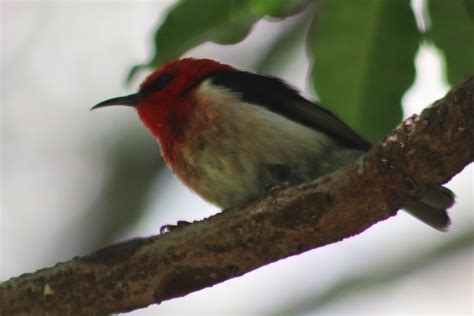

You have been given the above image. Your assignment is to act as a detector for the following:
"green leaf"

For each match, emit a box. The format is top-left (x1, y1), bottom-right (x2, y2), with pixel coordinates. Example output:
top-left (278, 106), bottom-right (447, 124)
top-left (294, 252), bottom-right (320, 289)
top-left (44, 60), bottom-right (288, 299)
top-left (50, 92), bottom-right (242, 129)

top-left (428, 0), bottom-right (474, 85)
top-left (256, 9), bottom-right (313, 73)
top-left (466, 0), bottom-right (474, 19)
top-left (250, 0), bottom-right (312, 18)
top-left (127, 0), bottom-right (312, 82)
top-left (151, 0), bottom-right (254, 65)
top-left (308, 0), bottom-right (420, 143)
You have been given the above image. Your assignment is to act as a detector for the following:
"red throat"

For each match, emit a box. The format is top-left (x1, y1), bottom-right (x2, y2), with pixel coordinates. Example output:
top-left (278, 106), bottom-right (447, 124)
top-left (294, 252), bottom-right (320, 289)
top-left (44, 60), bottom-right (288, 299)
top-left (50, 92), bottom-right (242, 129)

top-left (135, 58), bottom-right (235, 158)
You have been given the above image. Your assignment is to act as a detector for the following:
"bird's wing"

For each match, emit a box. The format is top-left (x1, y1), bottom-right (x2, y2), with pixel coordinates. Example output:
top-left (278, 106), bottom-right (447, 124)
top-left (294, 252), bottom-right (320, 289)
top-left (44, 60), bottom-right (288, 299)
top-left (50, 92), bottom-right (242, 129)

top-left (207, 71), bottom-right (372, 151)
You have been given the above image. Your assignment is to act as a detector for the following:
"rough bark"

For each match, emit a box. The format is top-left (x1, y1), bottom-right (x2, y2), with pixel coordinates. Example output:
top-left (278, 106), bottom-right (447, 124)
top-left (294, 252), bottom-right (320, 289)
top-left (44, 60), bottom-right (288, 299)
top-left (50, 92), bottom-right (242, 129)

top-left (1, 76), bottom-right (473, 315)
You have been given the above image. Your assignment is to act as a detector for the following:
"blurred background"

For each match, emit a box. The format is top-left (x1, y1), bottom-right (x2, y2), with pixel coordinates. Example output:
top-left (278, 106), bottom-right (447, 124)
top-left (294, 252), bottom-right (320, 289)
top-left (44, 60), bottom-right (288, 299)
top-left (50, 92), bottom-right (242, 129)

top-left (1, 1), bottom-right (472, 315)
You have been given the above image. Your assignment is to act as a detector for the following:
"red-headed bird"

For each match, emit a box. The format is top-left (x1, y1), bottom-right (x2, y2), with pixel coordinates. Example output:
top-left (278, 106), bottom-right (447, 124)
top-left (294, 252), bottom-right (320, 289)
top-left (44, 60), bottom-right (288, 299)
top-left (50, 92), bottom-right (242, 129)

top-left (93, 58), bottom-right (454, 230)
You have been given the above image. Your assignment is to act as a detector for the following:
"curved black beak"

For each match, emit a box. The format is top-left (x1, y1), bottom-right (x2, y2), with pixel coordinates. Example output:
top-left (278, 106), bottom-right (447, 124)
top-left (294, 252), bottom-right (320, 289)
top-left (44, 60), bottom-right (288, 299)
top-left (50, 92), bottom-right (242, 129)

top-left (90, 93), bottom-right (139, 110)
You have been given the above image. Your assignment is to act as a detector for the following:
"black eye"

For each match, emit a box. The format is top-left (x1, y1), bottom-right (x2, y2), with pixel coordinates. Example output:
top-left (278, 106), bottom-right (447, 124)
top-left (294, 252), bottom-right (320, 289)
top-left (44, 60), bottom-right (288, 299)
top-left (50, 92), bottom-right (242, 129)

top-left (141, 73), bottom-right (174, 94)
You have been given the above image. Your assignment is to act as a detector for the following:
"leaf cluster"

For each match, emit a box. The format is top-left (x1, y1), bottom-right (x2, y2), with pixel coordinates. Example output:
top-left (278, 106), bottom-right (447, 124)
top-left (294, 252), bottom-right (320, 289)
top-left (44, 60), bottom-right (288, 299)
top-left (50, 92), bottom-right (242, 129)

top-left (129, 0), bottom-right (473, 142)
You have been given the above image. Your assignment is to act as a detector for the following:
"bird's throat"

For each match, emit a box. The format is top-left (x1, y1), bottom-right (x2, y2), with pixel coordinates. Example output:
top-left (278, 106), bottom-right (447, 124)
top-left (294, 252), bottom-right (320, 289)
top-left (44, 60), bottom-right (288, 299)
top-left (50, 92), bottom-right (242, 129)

top-left (137, 96), bottom-right (196, 160)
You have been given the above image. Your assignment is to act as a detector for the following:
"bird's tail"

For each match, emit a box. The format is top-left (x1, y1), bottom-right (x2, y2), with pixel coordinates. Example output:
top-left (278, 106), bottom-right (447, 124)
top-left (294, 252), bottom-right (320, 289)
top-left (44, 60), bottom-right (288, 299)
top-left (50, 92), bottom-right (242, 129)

top-left (405, 185), bottom-right (455, 231)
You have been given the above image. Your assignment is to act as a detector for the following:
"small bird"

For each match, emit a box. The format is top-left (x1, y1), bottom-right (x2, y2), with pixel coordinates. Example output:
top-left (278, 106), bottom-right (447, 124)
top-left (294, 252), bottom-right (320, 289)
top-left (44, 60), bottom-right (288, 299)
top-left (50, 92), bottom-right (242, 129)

top-left (93, 58), bottom-right (454, 230)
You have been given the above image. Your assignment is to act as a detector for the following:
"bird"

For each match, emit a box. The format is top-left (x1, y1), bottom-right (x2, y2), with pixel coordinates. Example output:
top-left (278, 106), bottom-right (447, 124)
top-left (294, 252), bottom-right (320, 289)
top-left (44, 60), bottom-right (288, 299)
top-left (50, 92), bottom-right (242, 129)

top-left (92, 58), bottom-right (454, 231)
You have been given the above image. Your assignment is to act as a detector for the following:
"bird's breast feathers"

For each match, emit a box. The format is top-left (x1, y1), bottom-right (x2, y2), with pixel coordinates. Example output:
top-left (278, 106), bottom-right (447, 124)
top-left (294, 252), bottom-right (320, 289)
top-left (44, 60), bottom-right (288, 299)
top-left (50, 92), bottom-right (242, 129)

top-left (166, 80), bottom-right (338, 207)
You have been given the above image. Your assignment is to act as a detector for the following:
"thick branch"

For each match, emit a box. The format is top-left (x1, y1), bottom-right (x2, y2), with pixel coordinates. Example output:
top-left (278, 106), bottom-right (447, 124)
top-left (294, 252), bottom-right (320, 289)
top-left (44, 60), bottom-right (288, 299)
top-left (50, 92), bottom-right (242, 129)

top-left (1, 76), bottom-right (473, 315)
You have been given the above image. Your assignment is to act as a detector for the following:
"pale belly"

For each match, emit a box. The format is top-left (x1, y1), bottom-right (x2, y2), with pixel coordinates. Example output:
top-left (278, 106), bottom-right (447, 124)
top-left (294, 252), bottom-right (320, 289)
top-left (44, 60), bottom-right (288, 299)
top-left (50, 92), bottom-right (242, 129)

top-left (165, 83), bottom-right (362, 208)
top-left (169, 104), bottom-right (354, 208)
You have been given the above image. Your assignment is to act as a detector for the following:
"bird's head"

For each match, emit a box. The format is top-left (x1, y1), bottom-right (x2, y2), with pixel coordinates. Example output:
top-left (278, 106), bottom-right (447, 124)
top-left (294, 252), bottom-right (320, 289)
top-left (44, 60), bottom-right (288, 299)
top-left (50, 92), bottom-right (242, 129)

top-left (92, 58), bottom-right (235, 140)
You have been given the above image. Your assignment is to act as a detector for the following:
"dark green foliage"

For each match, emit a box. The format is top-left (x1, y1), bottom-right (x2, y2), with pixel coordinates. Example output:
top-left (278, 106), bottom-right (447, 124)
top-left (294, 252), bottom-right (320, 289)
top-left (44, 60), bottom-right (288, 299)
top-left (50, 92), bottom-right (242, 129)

top-left (128, 0), bottom-right (471, 142)
top-left (127, 0), bottom-right (311, 82)
top-left (428, 0), bottom-right (474, 85)
top-left (309, 0), bottom-right (419, 142)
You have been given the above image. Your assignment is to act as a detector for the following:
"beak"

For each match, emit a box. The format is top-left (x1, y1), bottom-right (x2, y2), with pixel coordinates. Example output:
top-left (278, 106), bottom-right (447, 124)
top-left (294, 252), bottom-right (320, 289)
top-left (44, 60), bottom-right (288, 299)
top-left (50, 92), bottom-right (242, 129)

top-left (90, 93), bottom-right (139, 110)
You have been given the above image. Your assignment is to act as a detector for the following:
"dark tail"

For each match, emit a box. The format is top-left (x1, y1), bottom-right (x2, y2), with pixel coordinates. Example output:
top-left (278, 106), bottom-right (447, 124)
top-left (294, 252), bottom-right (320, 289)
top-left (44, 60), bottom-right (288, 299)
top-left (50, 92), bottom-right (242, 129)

top-left (405, 185), bottom-right (455, 231)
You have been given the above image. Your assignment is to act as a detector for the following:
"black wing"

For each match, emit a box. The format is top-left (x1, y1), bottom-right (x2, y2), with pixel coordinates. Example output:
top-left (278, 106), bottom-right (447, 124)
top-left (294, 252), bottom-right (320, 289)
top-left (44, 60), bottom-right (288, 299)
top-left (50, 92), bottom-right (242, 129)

top-left (207, 71), bottom-right (371, 151)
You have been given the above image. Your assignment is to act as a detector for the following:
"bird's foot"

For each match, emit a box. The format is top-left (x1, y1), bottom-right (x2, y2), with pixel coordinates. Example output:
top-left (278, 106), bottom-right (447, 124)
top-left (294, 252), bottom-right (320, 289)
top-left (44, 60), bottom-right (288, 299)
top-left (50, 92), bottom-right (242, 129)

top-left (160, 220), bottom-right (192, 234)
top-left (265, 181), bottom-right (291, 193)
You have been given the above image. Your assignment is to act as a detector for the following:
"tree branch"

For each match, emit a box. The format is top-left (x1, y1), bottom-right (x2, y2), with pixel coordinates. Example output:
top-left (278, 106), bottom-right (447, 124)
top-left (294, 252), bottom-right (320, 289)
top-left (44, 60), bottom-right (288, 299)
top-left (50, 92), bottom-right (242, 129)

top-left (1, 76), bottom-right (473, 315)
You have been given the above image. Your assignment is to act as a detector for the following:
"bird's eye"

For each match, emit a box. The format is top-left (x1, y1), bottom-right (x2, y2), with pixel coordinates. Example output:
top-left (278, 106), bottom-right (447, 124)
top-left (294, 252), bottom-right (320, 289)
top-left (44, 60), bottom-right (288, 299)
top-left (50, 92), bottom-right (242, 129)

top-left (141, 73), bottom-right (174, 94)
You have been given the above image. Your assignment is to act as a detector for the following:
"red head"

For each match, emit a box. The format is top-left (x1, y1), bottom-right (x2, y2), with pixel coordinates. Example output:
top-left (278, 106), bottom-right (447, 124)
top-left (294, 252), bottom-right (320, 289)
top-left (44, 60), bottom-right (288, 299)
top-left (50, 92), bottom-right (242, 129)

top-left (92, 58), bottom-right (235, 144)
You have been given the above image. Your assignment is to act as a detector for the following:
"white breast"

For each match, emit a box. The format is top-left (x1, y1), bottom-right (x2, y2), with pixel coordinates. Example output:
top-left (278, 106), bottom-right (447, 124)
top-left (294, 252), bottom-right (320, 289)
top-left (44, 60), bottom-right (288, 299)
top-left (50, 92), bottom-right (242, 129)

top-left (179, 80), bottom-right (337, 208)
